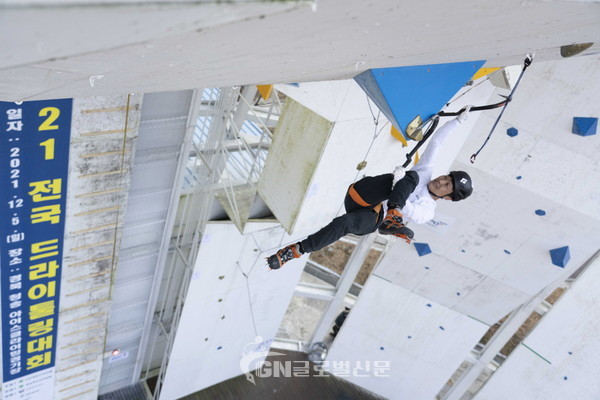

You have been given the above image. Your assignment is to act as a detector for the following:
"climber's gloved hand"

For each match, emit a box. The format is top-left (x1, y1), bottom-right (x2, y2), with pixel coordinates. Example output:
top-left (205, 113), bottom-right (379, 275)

top-left (457, 105), bottom-right (472, 124)
top-left (392, 165), bottom-right (406, 186)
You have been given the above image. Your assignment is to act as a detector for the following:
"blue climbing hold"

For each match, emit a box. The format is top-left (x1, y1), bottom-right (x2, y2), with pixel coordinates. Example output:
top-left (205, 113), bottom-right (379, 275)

top-left (516, 176), bottom-right (522, 180)
top-left (426, 303), bottom-right (432, 308)
top-left (535, 209), bottom-right (546, 216)
top-left (507, 127), bottom-right (519, 137)
top-left (414, 242), bottom-right (432, 257)
top-left (550, 246), bottom-right (570, 268)
top-left (504, 249), bottom-right (511, 255)
top-left (572, 117), bottom-right (597, 136)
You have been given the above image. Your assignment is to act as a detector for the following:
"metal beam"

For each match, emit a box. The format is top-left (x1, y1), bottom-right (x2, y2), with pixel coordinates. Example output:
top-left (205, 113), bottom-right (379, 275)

top-left (131, 89), bottom-right (204, 384)
top-left (444, 249), bottom-right (600, 400)
top-left (308, 233), bottom-right (376, 346)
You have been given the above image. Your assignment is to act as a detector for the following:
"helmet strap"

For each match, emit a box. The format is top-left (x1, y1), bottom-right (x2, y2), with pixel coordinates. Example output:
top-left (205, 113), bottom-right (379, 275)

top-left (428, 187), bottom-right (453, 200)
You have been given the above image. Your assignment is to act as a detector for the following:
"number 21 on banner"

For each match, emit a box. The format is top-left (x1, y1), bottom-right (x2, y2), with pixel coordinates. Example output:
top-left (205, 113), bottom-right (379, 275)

top-left (38, 107), bottom-right (59, 161)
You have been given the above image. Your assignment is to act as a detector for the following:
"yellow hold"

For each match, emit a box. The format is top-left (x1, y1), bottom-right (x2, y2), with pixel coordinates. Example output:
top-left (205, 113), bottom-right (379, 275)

top-left (471, 67), bottom-right (500, 82)
top-left (414, 151), bottom-right (420, 165)
top-left (390, 125), bottom-right (408, 147)
top-left (257, 85), bottom-right (273, 101)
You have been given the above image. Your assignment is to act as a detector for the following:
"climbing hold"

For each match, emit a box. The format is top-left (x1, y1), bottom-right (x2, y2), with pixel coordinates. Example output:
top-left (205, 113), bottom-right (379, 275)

top-left (568, 351), bottom-right (573, 355)
top-left (356, 161), bottom-right (368, 170)
top-left (424, 266), bottom-right (430, 270)
top-left (550, 246), bottom-right (570, 268)
top-left (407, 336), bottom-right (412, 339)
top-left (217, 346), bottom-right (222, 350)
top-left (414, 242), bottom-right (432, 257)
top-left (456, 292), bottom-right (461, 296)
top-left (256, 85), bottom-right (273, 101)
top-left (563, 376), bottom-right (568, 381)
top-left (426, 303), bottom-right (432, 308)
top-left (507, 127), bottom-right (519, 137)
top-left (439, 326), bottom-right (445, 331)
top-left (218, 275), bottom-right (225, 280)
top-left (535, 209), bottom-right (546, 216)
top-left (516, 176), bottom-right (522, 180)
top-left (572, 117), bottom-right (597, 136)
top-left (380, 346), bottom-right (385, 351)
top-left (460, 249), bottom-right (466, 253)
top-left (504, 249), bottom-right (511, 255)
top-left (390, 125), bottom-right (408, 147)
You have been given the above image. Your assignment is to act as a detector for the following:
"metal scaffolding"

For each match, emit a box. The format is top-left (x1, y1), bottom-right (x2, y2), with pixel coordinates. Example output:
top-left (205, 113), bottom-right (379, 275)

top-left (139, 86), bottom-right (283, 398)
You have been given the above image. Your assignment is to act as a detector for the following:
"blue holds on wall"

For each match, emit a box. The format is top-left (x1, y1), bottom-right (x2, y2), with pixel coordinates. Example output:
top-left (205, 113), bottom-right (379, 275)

top-left (507, 127), bottom-right (519, 137)
top-left (414, 242), bottom-right (432, 257)
top-left (572, 117), bottom-right (597, 136)
top-left (550, 246), bottom-right (570, 268)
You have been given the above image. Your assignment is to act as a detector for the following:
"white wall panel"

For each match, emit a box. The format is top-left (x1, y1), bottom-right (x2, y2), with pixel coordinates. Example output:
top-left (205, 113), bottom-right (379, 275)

top-left (160, 222), bottom-right (306, 400)
top-left (475, 258), bottom-right (600, 400)
top-left (376, 167), bottom-right (600, 325)
top-left (326, 276), bottom-right (489, 400)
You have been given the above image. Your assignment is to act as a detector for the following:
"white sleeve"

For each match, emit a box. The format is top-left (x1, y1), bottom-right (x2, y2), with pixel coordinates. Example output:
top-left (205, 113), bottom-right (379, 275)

top-left (410, 118), bottom-right (461, 181)
top-left (402, 198), bottom-right (436, 225)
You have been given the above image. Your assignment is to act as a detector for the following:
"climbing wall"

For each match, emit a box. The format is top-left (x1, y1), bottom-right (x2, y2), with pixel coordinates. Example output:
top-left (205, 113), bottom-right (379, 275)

top-left (375, 168), bottom-right (600, 325)
top-left (459, 54), bottom-right (600, 220)
top-left (267, 78), bottom-right (496, 238)
top-left (325, 276), bottom-right (489, 400)
top-left (474, 256), bottom-right (600, 400)
top-left (320, 56), bottom-right (600, 399)
top-left (159, 221), bottom-right (307, 400)
top-left (371, 55), bottom-right (600, 326)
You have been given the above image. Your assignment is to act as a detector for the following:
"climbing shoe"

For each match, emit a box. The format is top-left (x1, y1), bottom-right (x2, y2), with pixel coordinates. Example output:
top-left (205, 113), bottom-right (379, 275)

top-left (267, 243), bottom-right (302, 270)
top-left (378, 208), bottom-right (414, 242)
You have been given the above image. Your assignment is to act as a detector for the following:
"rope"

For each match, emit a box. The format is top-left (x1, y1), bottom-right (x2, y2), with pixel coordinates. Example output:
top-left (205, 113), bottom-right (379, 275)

top-left (333, 95), bottom-right (386, 216)
top-left (236, 259), bottom-right (261, 338)
top-left (469, 55), bottom-right (533, 163)
top-left (235, 229), bottom-right (284, 339)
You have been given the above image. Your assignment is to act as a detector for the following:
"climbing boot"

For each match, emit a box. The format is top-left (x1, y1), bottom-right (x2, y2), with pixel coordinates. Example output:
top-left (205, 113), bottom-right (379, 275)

top-left (267, 243), bottom-right (302, 270)
top-left (378, 208), bottom-right (414, 243)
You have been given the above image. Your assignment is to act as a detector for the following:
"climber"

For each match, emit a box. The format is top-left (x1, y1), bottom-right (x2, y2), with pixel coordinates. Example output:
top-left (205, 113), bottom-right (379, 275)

top-left (267, 107), bottom-right (474, 270)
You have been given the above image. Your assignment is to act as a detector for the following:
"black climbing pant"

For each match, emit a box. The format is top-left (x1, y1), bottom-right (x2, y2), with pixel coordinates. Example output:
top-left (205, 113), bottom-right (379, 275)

top-left (300, 171), bottom-right (419, 253)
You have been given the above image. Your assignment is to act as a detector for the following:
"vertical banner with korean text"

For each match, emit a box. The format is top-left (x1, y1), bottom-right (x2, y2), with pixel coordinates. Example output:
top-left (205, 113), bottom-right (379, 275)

top-left (0, 99), bottom-right (72, 399)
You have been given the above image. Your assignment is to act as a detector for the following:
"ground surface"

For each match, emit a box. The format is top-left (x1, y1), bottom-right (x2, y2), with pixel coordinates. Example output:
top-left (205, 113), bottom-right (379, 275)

top-left (308, 240), bottom-right (382, 286)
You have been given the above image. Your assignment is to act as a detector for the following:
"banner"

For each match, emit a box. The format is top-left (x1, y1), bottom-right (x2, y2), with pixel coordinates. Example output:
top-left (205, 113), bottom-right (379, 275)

top-left (0, 99), bottom-right (72, 399)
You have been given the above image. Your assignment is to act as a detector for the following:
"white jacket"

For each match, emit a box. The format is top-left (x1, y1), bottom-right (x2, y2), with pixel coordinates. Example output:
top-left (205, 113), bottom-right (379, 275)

top-left (400, 118), bottom-right (461, 224)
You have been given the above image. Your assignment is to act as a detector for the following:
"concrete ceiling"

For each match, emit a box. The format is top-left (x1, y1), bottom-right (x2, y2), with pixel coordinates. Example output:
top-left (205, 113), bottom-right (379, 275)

top-left (1, 0), bottom-right (599, 101)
